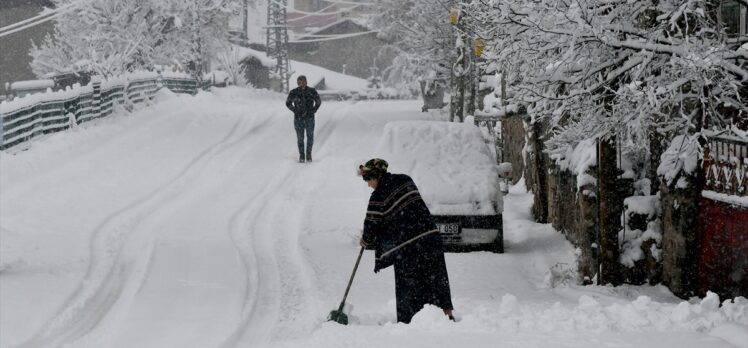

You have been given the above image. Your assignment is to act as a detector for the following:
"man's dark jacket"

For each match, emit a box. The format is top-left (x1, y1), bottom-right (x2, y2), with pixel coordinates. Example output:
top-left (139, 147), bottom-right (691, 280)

top-left (285, 86), bottom-right (321, 118)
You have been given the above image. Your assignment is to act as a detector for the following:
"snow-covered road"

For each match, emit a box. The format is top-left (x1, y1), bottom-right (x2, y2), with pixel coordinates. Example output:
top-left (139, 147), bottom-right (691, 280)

top-left (1, 87), bottom-right (746, 348)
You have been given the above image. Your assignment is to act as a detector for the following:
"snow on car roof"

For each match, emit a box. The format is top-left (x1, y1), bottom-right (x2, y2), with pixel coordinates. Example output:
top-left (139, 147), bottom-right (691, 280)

top-left (375, 120), bottom-right (500, 215)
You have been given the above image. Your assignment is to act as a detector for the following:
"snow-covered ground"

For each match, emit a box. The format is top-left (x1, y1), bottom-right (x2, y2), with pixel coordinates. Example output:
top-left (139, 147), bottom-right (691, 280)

top-left (1, 87), bottom-right (746, 348)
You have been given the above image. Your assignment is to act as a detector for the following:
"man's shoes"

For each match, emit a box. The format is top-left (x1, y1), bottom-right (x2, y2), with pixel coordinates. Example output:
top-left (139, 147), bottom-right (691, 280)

top-left (299, 155), bottom-right (305, 163)
top-left (306, 153), bottom-right (312, 162)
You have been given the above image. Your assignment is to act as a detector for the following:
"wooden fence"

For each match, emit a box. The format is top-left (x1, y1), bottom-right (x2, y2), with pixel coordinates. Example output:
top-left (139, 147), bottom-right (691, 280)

top-left (0, 72), bottom-right (208, 151)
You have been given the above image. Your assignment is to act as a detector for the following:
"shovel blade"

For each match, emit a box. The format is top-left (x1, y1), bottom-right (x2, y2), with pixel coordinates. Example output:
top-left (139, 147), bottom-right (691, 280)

top-left (327, 309), bottom-right (348, 325)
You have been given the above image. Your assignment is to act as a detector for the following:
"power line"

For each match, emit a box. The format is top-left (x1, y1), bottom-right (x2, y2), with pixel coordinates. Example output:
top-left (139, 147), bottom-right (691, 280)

top-left (287, 2), bottom-right (341, 22)
top-left (289, 30), bottom-right (378, 43)
top-left (320, 0), bottom-right (375, 6)
top-left (0, 10), bottom-right (66, 38)
top-left (287, 6), bottom-right (360, 21)
top-left (269, 0), bottom-right (365, 15)
top-left (0, 1), bottom-right (85, 38)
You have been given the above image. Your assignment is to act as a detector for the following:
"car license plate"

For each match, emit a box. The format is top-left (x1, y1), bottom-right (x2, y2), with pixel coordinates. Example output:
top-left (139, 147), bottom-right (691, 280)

top-left (437, 222), bottom-right (460, 235)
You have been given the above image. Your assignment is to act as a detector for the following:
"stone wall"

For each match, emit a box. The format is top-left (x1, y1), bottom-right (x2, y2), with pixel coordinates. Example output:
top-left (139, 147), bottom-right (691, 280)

top-left (527, 120), bottom-right (549, 223)
top-left (510, 115), bottom-right (731, 297)
top-left (500, 114), bottom-right (527, 185)
top-left (660, 178), bottom-right (702, 298)
top-left (546, 167), bottom-right (599, 282)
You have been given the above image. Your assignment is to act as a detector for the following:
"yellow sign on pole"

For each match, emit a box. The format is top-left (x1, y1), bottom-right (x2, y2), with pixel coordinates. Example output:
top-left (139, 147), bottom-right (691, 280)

top-left (475, 38), bottom-right (485, 57)
top-left (450, 9), bottom-right (460, 25)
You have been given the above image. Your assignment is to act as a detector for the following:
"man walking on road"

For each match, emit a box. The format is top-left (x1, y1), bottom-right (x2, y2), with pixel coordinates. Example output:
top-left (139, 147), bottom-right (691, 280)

top-left (285, 75), bottom-right (321, 163)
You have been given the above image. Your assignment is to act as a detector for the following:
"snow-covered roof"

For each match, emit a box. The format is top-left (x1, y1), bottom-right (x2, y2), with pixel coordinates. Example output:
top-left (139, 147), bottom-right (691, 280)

top-left (288, 60), bottom-right (368, 90)
top-left (374, 121), bottom-right (500, 215)
top-left (233, 45), bottom-right (277, 68)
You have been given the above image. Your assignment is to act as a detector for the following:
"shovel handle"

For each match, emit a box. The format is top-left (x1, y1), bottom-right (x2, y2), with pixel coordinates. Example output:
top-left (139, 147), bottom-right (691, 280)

top-left (338, 246), bottom-right (365, 310)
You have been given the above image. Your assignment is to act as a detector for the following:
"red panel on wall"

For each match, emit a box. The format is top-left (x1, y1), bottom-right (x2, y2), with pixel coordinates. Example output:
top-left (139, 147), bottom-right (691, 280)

top-left (697, 197), bottom-right (748, 299)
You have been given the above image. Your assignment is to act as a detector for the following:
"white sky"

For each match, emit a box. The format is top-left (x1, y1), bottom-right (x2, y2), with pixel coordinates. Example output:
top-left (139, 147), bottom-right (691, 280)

top-left (1, 87), bottom-right (746, 348)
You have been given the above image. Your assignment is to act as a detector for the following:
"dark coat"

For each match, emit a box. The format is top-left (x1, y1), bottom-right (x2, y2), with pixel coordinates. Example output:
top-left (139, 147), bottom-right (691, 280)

top-left (285, 86), bottom-right (321, 118)
top-left (362, 173), bottom-right (453, 323)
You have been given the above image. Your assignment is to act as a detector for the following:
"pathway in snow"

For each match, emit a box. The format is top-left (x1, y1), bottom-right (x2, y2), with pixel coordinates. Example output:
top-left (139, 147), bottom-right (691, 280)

top-left (1, 88), bottom-right (745, 348)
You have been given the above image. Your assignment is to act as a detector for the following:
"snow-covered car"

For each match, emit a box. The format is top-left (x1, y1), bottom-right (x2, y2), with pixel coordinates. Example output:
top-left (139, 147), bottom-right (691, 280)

top-left (374, 121), bottom-right (504, 253)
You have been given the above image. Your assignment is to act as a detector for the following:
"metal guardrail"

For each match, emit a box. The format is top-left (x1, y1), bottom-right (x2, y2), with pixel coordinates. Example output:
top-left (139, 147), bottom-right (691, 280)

top-left (0, 73), bottom-right (206, 151)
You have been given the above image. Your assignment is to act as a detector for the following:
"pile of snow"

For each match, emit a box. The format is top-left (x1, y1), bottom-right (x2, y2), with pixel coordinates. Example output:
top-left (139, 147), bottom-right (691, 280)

top-left (619, 195), bottom-right (662, 267)
top-left (476, 72), bottom-right (522, 118)
top-left (657, 134), bottom-right (700, 186)
top-left (152, 87), bottom-right (178, 102)
top-left (281, 292), bottom-right (748, 348)
top-left (232, 45), bottom-right (277, 68)
top-left (702, 191), bottom-right (748, 207)
top-left (374, 121), bottom-right (499, 215)
top-left (452, 292), bottom-right (748, 334)
top-left (550, 139), bottom-right (598, 189)
top-left (9, 79), bottom-right (55, 91)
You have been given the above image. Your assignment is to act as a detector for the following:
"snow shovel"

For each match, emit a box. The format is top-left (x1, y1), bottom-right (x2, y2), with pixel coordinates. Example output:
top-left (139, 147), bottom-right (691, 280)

top-left (327, 246), bottom-right (365, 325)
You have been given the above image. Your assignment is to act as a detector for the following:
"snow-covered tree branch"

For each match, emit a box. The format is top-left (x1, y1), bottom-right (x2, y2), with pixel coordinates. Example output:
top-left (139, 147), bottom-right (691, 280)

top-left (30, 0), bottom-right (239, 78)
top-left (466, 0), bottom-right (746, 168)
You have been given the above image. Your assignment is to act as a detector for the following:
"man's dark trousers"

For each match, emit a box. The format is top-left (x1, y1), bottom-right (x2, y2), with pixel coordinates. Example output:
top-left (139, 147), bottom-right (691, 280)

top-left (294, 116), bottom-right (314, 160)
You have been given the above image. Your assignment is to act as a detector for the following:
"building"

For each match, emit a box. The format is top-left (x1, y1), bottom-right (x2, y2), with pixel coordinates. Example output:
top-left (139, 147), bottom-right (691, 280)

top-left (289, 19), bottom-right (394, 80)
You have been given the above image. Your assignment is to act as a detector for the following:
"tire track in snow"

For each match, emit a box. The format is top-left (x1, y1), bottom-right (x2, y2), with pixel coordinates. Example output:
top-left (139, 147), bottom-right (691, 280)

top-left (217, 169), bottom-right (295, 348)
top-left (268, 103), bottom-right (355, 341)
top-left (15, 107), bottom-right (275, 347)
top-left (219, 105), bottom-right (351, 346)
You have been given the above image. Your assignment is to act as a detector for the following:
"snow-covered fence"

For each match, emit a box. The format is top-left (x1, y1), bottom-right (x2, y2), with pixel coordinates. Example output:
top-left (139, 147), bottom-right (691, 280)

top-left (0, 71), bottom-right (207, 150)
top-left (704, 134), bottom-right (748, 197)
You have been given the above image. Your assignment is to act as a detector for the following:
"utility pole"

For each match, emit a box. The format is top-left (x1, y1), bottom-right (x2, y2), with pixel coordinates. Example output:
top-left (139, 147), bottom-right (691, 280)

top-left (191, 1), bottom-right (203, 80)
top-left (450, 9), bottom-right (466, 123)
top-left (449, 2), bottom-right (474, 123)
top-left (242, 0), bottom-right (249, 46)
top-left (266, 0), bottom-right (290, 93)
